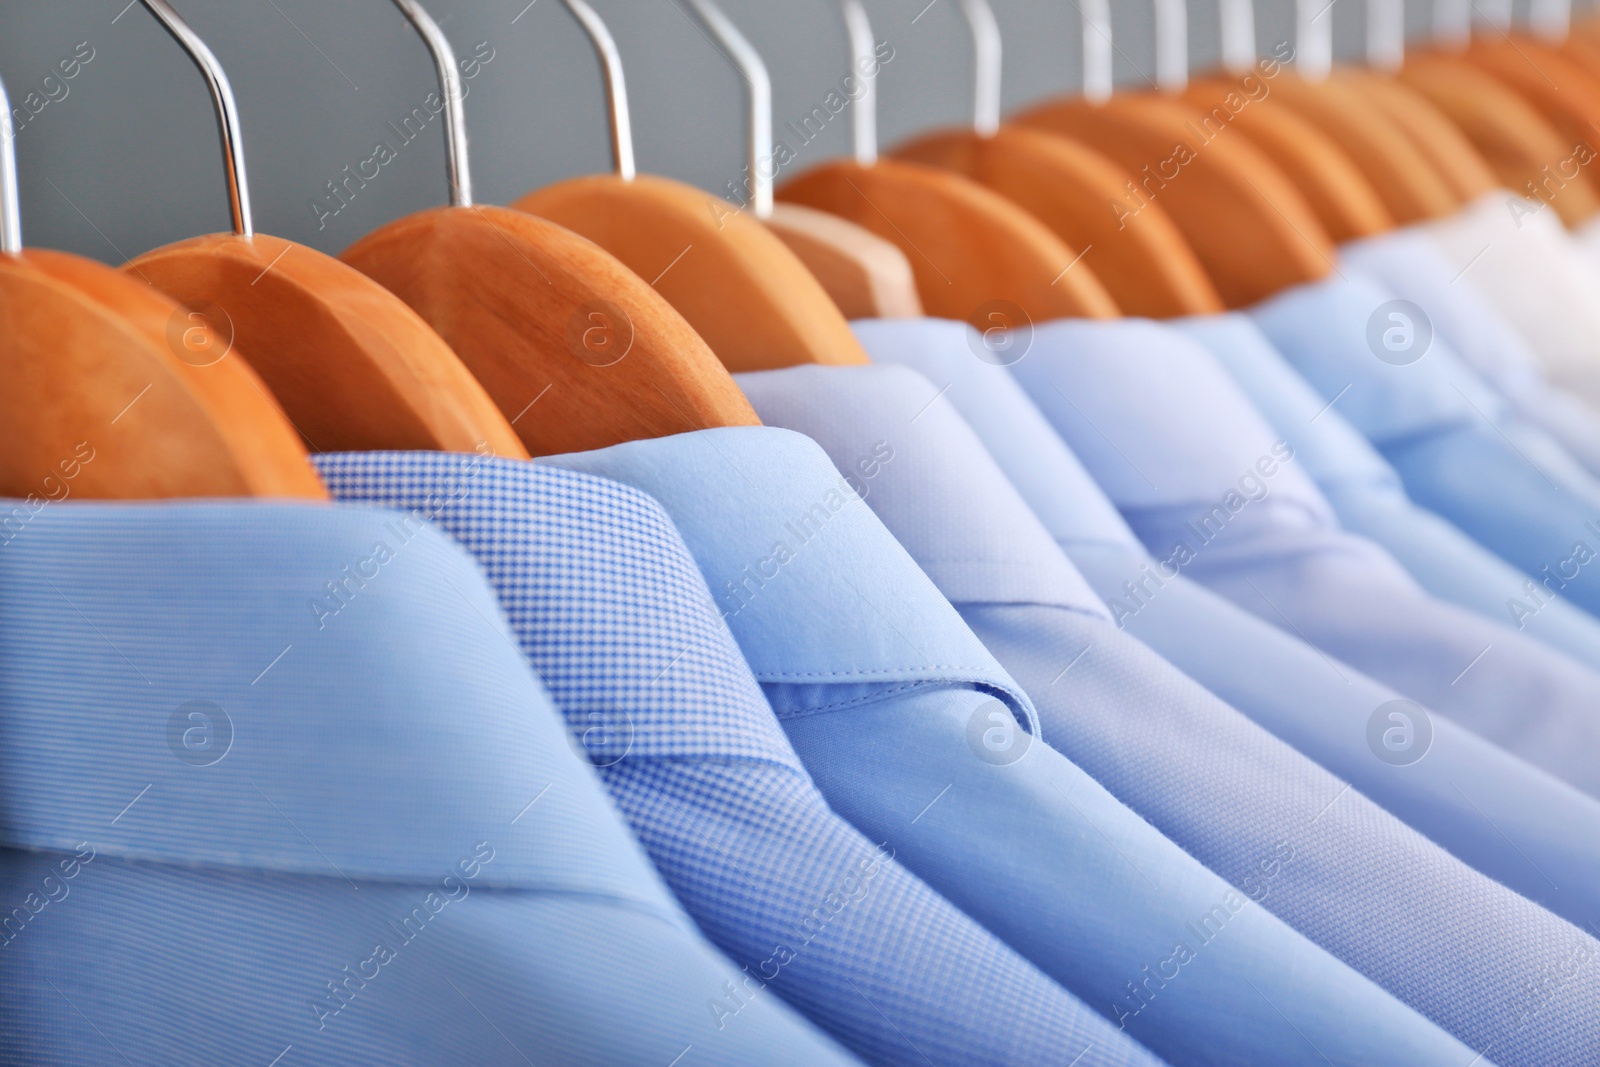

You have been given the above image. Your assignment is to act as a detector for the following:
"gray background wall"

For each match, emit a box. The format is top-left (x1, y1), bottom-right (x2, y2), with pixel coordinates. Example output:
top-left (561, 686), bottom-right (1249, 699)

top-left (0, 0), bottom-right (1481, 263)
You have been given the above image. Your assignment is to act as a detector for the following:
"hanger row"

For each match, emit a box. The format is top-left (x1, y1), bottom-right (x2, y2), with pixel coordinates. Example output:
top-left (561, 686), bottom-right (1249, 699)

top-left (7, 0), bottom-right (1600, 500)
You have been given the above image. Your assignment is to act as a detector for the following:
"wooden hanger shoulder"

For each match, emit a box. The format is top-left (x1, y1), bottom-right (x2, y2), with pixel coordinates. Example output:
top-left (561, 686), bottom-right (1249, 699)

top-left (1401, 53), bottom-right (1600, 225)
top-left (341, 204), bottom-right (759, 457)
top-left (1012, 95), bottom-right (1334, 307)
top-left (775, 156), bottom-right (1120, 325)
top-left (513, 173), bottom-right (868, 370)
top-left (1335, 70), bottom-right (1498, 202)
top-left (1462, 37), bottom-right (1600, 223)
top-left (762, 202), bottom-right (923, 320)
top-left (1252, 73), bottom-right (1460, 222)
top-left (893, 125), bottom-right (1225, 317)
top-left (0, 249), bottom-right (324, 500)
top-left (1184, 76), bottom-right (1394, 241)
top-left (126, 232), bottom-right (528, 459)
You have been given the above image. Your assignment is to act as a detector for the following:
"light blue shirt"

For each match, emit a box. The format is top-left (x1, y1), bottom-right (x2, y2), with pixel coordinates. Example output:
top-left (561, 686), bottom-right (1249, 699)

top-left (1343, 223), bottom-right (1600, 480)
top-left (542, 430), bottom-right (1176, 1066)
top-left (851, 316), bottom-right (1600, 948)
top-left (1176, 310), bottom-right (1600, 672)
top-left (1008, 315), bottom-right (1600, 804)
top-left (738, 363), bottom-right (1499, 1067)
top-left (318, 451), bottom-right (1158, 1067)
top-left (736, 356), bottom-right (1600, 1067)
top-left (1249, 270), bottom-right (1600, 624)
top-left (0, 499), bottom-right (859, 1066)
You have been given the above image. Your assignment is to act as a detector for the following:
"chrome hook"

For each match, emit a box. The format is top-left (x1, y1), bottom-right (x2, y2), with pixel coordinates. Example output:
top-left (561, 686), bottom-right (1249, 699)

top-left (141, 0), bottom-right (253, 236)
top-left (839, 0), bottom-right (879, 164)
top-left (560, 0), bottom-right (637, 181)
top-left (683, 0), bottom-right (773, 217)
top-left (389, 0), bottom-right (474, 206)
top-left (0, 71), bottom-right (20, 254)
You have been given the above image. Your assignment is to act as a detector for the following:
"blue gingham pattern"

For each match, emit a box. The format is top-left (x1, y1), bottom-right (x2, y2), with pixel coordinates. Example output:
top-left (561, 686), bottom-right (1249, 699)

top-left (318, 451), bottom-right (1168, 1067)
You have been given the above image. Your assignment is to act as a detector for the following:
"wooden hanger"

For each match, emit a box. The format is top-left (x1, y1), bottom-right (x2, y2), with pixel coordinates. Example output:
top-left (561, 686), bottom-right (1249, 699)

top-left (891, 0), bottom-right (1222, 317)
top-left (1249, 73), bottom-right (1461, 222)
top-left (1014, 94), bottom-right (1334, 307)
top-left (342, 0), bottom-right (758, 457)
top-left (1400, 52), bottom-right (1600, 224)
top-left (511, 0), bottom-right (868, 371)
top-left (1334, 70), bottom-right (1498, 203)
top-left (0, 71), bottom-right (322, 501)
top-left (668, 0), bottom-right (920, 322)
top-left (1184, 75), bottom-right (1395, 241)
top-left (763, 203), bottom-right (923, 319)
top-left (1008, 0), bottom-right (1335, 308)
top-left (122, 0), bottom-right (527, 460)
top-left (1461, 36), bottom-right (1600, 221)
top-left (777, 0), bottom-right (1120, 325)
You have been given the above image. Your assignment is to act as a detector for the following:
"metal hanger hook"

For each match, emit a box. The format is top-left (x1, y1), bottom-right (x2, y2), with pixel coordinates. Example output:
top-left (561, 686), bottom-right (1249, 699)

top-left (389, 0), bottom-right (474, 206)
top-left (955, 0), bottom-right (1003, 135)
top-left (1295, 0), bottom-right (1333, 81)
top-left (560, 0), bottom-right (637, 181)
top-left (0, 72), bottom-right (20, 254)
top-left (1367, 0), bottom-right (1404, 70)
top-left (1218, 0), bottom-right (1257, 72)
top-left (839, 0), bottom-right (879, 165)
top-left (1079, 0), bottom-right (1114, 103)
top-left (683, 0), bottom-right (772, 217)
top-left (1152, 0), bottom-right (1188, 91)
top-left (141, 0), bottom-right (253, 236)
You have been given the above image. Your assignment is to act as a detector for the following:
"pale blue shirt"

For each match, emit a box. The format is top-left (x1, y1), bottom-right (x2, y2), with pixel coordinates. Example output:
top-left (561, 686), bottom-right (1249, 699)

top-left (542, 431), bottom-right (1170, 1067)
top-left (1249, 270), bottom-right (1600, 623)
top-left (1342, 223), bottom-right (1600, 480)
top-left (1176, 310), bottom-right (1600, 672)
top-left (851, 315), bottom-right (1600, 941)
top-left (1009, 315), bottom-right (1600, 803)
top-left (316, 450), bottom-right (1134, 1067)
top-left (738, 356), bottom-right (1600, 1067)
top-left (0, 500), bottom-right (859, 1066)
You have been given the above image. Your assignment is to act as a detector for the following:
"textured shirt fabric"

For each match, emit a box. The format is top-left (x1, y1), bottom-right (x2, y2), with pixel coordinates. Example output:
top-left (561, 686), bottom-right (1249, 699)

top-left (0, 499), bottom-right (859, 1067)
top-left (739, 355), bottom-right (1600, 1066)
top-left (851, 316), bottom-right (1600, 939)
top-left (1251, 256), bottom-right (1600, 628)
top-left (738, 363), bottom-right (1507, 1067)
top-left (1427, 190), bottom-right (1600, 422)
top-left (316, 451), bottom-right (1157, 1067)
top-left (1343, 217), bottom-right (1600, 480)
top-left (1009, 314), bottom-right (1600, 803)
top-left (1177, 310), bottom-right (1600, 672)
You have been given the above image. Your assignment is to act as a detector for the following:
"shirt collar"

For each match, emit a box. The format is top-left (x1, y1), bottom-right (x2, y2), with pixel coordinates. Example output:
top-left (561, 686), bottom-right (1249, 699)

top-left (1009, 317), bottom-right (1335, 523)
top-left (314, 451), bottom-right (801, 772)
top-left (735, 363), bottom-right (1110, 623)
top-left (539, 427), bottom-right (1039, 737)
top-left (849, 317), bottom-right (1143, 554)
top-left (1247, 269), bottom-right (1512, 442)
top-left (1173, 311), bottom-right (1404, 493)
top-left (0, 498), bottom-right (670, 908)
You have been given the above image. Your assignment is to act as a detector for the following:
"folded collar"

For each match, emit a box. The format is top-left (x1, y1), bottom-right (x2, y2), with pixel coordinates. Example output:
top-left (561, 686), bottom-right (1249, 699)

top-left (850, 317), bottom-right (1144, 554)
top-left (540, 427), bottom-right (1040, 737)
top-left (0, 498), bottom-right (671, 910)
top-left (736, 363), bottom-right (1110, 624)
top-left (316, 451), bottom-right (801, 772)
